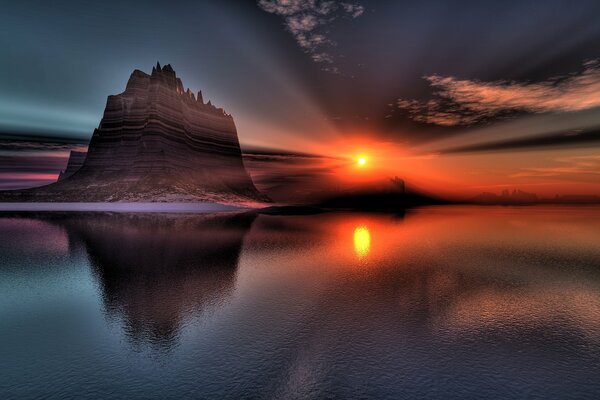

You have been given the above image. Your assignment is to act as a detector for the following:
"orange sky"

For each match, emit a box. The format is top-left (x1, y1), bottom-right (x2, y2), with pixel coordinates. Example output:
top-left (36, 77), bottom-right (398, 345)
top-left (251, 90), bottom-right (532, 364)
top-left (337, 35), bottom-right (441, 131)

top-left (243, 131), bottom-right (600, 202)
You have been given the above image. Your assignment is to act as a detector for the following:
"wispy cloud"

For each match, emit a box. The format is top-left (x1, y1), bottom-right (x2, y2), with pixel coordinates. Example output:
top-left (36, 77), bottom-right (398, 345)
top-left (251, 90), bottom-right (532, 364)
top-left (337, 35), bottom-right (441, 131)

top-left (0, 132), bottom-right (88, 151)
top-left (398, 60), bottom-right (600, 126)
top-left (0, 174), bottom-right (59, 190)
top-left (511, 155), bottom-right (600, 179)
top-left (0, 154), bottom-right (68, 190)
top-left (258, 0), bottom-right (365, 71)
top-left (0, 134), bottom-right (88, 189)
top-left (0, 140), bottom-right (87, 152)
top-left (441, 127), bottom-right (600, 153)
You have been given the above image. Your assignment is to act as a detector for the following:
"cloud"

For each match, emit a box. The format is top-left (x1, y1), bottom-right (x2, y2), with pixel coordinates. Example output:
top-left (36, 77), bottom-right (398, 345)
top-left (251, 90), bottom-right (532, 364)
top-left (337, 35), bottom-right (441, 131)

top-left (511, 155), bottom-right (600, 180)
top-left (0, 140), bottom-right (87, 152)
top-left (0, 174), bottom-right (58, 190)
top-left (242, 146), bottom-right (340, 159)
top-left (0, 134), bottom-right (88, 189)
top-left (310, 52), bottom-right (334, 63)
top-left (0, 132), bottom-right (89, 151)
top-left (441, 127), bottom-right (600, 153)
top-left (0, 154), bottom-right (68, 171)
top-left (398, 60), bottom-right (600, 126)
top-left (0, 154), bottom-right (69, 190)
top-left (258, 0), bottom-right (365, 69)
top-left (340, 2), bottom-right (364, 18)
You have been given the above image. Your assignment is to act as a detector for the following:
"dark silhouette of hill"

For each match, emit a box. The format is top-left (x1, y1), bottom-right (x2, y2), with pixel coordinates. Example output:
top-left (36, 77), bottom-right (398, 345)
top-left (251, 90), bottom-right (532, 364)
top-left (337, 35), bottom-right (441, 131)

top-left (316, 190), bottom-right (448, 211)
top-left (257, 177), bottom-right (449, 214)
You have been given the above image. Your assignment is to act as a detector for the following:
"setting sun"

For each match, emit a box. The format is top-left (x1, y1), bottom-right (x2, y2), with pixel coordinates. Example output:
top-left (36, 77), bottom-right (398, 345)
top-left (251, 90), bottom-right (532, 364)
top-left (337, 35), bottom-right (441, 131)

top-left (357, 157), bottom-right (367, 166)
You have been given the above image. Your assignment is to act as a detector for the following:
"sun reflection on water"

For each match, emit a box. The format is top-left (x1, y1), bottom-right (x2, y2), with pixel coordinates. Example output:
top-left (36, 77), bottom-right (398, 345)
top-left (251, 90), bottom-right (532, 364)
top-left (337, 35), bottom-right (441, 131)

top-left (353, 225), bottom-right (371, 258)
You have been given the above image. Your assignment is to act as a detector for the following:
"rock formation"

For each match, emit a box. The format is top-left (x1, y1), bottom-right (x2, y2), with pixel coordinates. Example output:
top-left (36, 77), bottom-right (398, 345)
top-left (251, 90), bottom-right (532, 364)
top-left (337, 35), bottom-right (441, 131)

top-left (57, 150), bottom-right (87, 181)
top-left (2, 63), bottom-right (267, 203)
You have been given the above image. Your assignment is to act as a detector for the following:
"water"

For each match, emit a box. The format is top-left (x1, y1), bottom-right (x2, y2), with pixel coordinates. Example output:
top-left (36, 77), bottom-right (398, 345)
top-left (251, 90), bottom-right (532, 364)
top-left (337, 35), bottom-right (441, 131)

top-left (1, 206), bottom-right (600, 399)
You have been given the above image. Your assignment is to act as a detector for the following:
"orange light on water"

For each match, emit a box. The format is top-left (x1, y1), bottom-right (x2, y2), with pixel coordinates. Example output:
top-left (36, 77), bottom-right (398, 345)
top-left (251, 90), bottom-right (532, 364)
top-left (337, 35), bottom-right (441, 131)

top-left (353, 225), bottom-right (371, 258)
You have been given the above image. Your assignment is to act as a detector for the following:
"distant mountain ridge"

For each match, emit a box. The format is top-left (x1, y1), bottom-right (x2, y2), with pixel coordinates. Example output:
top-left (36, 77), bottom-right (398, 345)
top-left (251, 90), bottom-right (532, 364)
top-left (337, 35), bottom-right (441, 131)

top-left (1, 63), bottom-right (267, 203)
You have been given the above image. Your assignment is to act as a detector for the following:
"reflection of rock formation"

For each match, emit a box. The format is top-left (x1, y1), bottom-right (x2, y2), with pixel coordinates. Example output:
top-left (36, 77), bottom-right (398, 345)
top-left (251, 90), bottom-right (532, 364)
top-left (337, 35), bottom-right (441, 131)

top-left (1, 63), bottom-right (266, 203)
top-left (60, 212), bottom-right (256, 347)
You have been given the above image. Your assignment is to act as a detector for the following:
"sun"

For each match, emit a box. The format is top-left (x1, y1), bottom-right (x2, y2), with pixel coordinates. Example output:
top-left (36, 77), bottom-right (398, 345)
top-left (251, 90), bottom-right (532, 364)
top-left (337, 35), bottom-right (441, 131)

top-left (357, 157), bottom-right (367, 166)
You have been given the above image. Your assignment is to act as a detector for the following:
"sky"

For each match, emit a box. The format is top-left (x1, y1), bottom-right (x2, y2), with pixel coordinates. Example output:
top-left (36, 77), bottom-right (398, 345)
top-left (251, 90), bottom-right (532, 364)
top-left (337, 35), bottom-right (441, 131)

top-left (1, 0), bottom-right (600, 199)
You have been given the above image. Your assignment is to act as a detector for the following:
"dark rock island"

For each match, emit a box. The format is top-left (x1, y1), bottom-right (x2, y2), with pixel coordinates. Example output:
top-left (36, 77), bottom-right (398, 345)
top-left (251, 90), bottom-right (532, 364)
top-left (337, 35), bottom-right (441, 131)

top-left (1, 63), bottom-right (266, 203)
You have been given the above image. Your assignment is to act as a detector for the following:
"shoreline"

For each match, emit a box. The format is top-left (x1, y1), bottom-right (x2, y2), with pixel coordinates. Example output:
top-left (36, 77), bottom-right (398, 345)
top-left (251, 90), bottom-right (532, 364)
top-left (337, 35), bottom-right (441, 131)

top-left (0, 202), bottom-right (249, 213)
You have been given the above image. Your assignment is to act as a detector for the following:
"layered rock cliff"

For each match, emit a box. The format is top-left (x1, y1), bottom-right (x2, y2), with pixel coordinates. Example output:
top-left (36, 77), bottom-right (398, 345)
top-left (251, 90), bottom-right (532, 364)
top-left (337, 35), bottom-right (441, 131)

top-left (58, 150), bottom-right (87, 181)
top-left (2, 63), bottom-right (267, 203)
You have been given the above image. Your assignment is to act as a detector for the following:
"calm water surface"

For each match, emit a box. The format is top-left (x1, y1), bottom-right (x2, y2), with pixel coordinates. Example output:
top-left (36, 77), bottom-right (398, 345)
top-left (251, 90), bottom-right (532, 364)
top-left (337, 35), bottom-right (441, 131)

top-left (1, 206), bottom-right (600, 399)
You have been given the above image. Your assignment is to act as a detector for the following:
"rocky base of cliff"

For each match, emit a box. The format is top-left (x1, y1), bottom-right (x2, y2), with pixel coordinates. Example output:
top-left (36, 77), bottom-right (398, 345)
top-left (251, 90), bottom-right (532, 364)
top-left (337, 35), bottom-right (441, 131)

top-left (0, 179), bottom-right (270, 205)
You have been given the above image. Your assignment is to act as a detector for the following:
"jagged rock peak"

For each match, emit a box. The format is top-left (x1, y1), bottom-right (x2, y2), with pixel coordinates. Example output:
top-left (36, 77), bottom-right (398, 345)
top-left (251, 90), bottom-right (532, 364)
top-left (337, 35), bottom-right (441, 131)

top-left (125, 63), bottom-right (231, 117)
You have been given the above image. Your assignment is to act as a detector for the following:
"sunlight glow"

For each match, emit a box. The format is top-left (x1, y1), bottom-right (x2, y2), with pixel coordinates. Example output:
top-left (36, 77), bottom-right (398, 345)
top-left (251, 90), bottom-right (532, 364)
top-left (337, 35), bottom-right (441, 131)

top-left (357, 157), bottom-right (367, 166)
top-left (353, 225), bottom-right (371, 258)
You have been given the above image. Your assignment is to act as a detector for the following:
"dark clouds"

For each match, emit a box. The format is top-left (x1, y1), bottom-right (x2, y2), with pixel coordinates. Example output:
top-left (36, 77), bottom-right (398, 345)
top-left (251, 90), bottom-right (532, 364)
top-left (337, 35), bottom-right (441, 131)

top-left (441, 127), bottom-right (600, 154)
top-left (0, 133), bottom-right (87, 189)
top-left (0, 154), bottom-right (68, 171)
top-left (0, 132), bottom-right (88, 152)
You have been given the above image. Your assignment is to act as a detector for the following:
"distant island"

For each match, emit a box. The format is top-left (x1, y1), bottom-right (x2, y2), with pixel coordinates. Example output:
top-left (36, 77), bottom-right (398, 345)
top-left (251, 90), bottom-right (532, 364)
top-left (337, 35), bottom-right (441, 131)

top-left (0, 63), bottom-right (267, 204)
